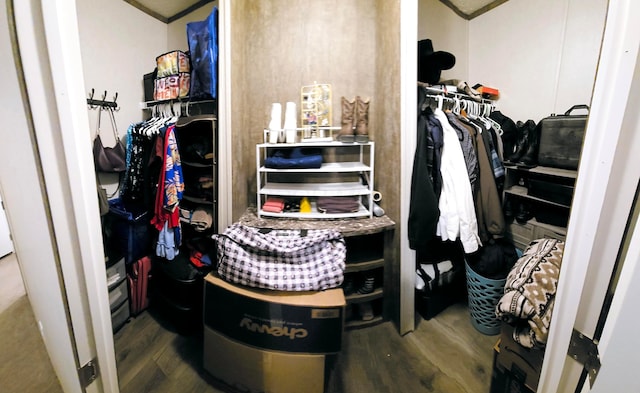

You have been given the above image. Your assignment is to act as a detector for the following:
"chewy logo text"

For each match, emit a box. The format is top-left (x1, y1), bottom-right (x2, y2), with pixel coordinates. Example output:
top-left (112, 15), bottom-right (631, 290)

top-left (239, 317), bottom-right (308, 340)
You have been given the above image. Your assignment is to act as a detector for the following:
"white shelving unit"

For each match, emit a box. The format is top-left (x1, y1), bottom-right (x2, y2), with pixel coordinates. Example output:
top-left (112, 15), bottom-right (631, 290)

top-left (256, 141), bottom-right (375, 219)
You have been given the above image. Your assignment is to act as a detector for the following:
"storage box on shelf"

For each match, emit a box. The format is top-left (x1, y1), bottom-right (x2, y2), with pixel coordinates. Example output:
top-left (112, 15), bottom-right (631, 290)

top-left (256, 135), bottom-right (374, 219)
top-left (503, 164), bottom-right (575, 250)
top-left (105, 248), bottom-right (129, 333)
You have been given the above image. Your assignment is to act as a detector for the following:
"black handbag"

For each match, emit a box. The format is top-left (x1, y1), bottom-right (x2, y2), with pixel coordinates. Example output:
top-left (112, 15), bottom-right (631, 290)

top-left (93, 107), bottom-right (126, 173)
top-left (537, 105), bottom-right (589, 170)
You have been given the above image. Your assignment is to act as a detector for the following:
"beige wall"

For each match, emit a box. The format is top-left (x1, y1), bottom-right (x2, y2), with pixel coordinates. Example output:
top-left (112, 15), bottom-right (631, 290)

top-left (418, 0), bottom-right (606, 122)
top-left (374, 0), bottom-right (402, 322)
top-left (418, 0), bottom-right (469, 82)
top-left (230, 1), bottom-right (402, 322)
top-left (76, 0), bottom-right (167, 134)
top-left (229, 0), bottom-right (401, 220)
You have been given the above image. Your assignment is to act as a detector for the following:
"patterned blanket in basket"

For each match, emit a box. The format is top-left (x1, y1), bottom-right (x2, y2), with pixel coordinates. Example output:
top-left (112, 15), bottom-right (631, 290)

top-left (495, 238), bottom-right (565, 348)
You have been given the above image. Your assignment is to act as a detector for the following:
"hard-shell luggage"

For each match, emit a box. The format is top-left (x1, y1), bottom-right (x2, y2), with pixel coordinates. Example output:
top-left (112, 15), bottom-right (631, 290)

top-left (537, 105), bottom-right (589, 170)
top-left (128, 256), bottom-right (152, 316)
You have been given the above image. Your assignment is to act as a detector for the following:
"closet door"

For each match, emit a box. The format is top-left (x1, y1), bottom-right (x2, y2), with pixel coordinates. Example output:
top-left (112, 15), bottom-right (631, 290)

top-left (8, 0), bottom-right (117, 392)
top-left (539, 0), bottom-right (640, 391)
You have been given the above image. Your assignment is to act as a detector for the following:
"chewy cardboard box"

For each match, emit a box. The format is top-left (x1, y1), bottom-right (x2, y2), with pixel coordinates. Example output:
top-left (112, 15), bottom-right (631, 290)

top-left (492, 323), bottom-right (545, 393)
top-left (202, 274), bottom-right (345, 393)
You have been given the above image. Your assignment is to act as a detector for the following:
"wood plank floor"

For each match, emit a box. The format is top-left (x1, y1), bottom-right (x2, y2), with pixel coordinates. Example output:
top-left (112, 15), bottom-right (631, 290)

top-left (115, 301), bottom-right (498, 393)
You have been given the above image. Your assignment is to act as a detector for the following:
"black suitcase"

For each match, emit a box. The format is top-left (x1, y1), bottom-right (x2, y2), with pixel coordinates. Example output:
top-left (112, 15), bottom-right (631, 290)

top-left (537, 105), bottom-right (589, 170)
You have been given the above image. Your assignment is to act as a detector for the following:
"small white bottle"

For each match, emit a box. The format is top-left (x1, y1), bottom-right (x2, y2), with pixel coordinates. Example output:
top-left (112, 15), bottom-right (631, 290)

top-left (283, 101), bottom-right (297, 143)
top-left (268, 103), bottom-right (282, 144)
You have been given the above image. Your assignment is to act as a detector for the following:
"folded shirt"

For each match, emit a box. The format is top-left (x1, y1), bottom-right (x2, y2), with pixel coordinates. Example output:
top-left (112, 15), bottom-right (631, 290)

top-left (264, 147), bottom-right (323, 169)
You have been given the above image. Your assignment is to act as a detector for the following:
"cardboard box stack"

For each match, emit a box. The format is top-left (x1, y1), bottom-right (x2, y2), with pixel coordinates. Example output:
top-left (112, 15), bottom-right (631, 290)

top-left (202, 274), bottom-right (345, 393)
top-left (491, 323), bottom-right (545, 393)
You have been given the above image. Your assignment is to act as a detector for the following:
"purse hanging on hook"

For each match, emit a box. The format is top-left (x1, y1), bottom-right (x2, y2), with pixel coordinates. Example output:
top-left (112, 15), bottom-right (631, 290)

top-left (93, 106), bottom-right (127, 172)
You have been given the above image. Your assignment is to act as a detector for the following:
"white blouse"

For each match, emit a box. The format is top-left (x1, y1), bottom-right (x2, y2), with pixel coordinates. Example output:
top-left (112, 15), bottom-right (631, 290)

top-left (434, 108), bottom-right (481, 253)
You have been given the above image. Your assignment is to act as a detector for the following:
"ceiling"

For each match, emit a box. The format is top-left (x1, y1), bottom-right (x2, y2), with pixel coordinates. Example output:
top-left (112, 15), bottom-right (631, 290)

top-left (125, 0), bottom-right (508, 24)
top-left (439, 0), bottom-right (509, 19)
top-left (123, 0), bottom-right (214, 23)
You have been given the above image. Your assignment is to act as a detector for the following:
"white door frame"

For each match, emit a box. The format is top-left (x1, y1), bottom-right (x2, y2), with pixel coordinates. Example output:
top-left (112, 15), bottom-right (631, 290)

top-left (7, 0), bottom-right (119, 391)
top-left (538, 0), bottom-right (640, 391)
top-left (399, 0), bottom-right (418, 335)
top-left (588, 203), bottom-right (640, 392)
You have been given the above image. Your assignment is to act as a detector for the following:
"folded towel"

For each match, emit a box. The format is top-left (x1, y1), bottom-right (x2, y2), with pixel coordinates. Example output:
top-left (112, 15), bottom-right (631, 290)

top-left (191, 207), bottom-right (213, 231)
top-left (262, 197), bottom-right (285, 213)
top-left (317, 196), bottom-right (360, 213)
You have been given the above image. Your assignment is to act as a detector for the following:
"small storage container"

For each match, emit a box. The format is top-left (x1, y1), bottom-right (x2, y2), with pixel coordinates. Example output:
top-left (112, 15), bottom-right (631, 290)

top-left (528, 174), bottom-right (575, 207)
top-left (154, 73), bottom-right (190, 101)
top-left (155, 50), bottom-right (190, 78)
top-left (111, 299), bottom-right (130, 333)
top-left (105, 256), bottom-right (126, 290)
top-left (109, 280), bottom-right (128, 312)
top-left (143, 70), bottom-right (156, 102)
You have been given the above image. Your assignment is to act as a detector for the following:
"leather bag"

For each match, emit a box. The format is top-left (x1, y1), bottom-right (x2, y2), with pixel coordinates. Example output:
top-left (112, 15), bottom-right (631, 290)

top-left (537, 105), bottom-right (589, 170)
top-left (93, 107), bottom-right (126, 172)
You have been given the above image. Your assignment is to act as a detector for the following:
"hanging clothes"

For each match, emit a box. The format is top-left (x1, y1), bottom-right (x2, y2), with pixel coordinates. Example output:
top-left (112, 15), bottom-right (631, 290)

top-left (433, 108), bottom-right (481, 253)
top-left (455, 115), bottom-right (505, 242)
top-left (446, 112), bottom-right (479, 193)
top-left (150, 122), bottom-right (184, 260)
top-left (408, 88), bottom-right (440, 251)
top-left (121, 121), bottom-right (161, 207)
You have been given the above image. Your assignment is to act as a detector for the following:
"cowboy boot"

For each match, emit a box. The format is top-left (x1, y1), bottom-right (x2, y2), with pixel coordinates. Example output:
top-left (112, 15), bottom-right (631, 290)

top-left (338, 97), bottom-right (356, 142)
top-left (518, 122), bottom-right (542, 168)
top-left (355, 96), bottom-right (370, 143)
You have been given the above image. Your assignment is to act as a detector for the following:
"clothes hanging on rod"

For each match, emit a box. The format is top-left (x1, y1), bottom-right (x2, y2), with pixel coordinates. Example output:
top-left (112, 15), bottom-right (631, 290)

top-left (118, 111), bottom-right (184, 260)
top-left (150, 121), bottom-right (184, 261)
top-left (409, 85), bottom-right (506, 253)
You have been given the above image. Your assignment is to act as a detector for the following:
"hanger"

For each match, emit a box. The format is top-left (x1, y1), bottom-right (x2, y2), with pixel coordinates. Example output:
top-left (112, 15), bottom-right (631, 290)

top-left (452, 97), bottom-right (461, 115)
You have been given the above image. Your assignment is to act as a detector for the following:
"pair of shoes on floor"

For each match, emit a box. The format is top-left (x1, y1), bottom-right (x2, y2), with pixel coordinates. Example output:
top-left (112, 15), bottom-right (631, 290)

top-left (342, 272), bottom-right (376, 296)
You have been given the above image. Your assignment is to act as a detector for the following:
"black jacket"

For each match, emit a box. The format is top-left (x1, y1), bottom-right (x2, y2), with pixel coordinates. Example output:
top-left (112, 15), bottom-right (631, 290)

top-left (408, 88), bottom-right (440, 251)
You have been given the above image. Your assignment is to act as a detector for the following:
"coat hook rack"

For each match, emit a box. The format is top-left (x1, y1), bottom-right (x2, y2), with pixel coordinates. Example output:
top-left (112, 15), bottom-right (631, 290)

top-left (87, 88), bottom-right (119, 110)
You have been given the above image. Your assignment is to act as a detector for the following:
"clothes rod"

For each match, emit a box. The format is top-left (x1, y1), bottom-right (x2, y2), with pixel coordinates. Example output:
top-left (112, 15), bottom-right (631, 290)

top-left (417, 81), bottom-right (494, 104)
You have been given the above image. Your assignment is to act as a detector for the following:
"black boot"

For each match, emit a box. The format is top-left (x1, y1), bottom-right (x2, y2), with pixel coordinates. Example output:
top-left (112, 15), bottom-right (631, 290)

top-left (518, 122), bottom-right (542, 168)
top-left (503, 198), bottom-right (514, 221)
top-left (515, 202), bottom-right (533, 224)
top-left (505, 120), bottom-right (535, 164)
top-left (490, 111), bottom-right (518, 162)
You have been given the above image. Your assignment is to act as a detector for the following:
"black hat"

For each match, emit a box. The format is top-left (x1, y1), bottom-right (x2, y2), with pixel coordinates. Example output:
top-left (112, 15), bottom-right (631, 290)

top-left (418, 39), bottom-right (456, 85)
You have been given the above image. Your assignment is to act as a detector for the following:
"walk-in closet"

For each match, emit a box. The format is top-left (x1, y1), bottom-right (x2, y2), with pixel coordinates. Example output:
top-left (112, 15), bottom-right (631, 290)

top-left (4, 0), bottom-right (640, 392)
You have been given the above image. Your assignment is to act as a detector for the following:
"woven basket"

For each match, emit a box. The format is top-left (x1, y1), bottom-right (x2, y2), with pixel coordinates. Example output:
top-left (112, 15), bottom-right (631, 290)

top-left (465, 261), bottom-right (506, 335)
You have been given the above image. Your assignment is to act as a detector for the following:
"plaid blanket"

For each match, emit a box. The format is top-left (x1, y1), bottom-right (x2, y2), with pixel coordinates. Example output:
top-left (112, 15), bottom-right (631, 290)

top-left (495, 238), bottom-right (564, 348)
